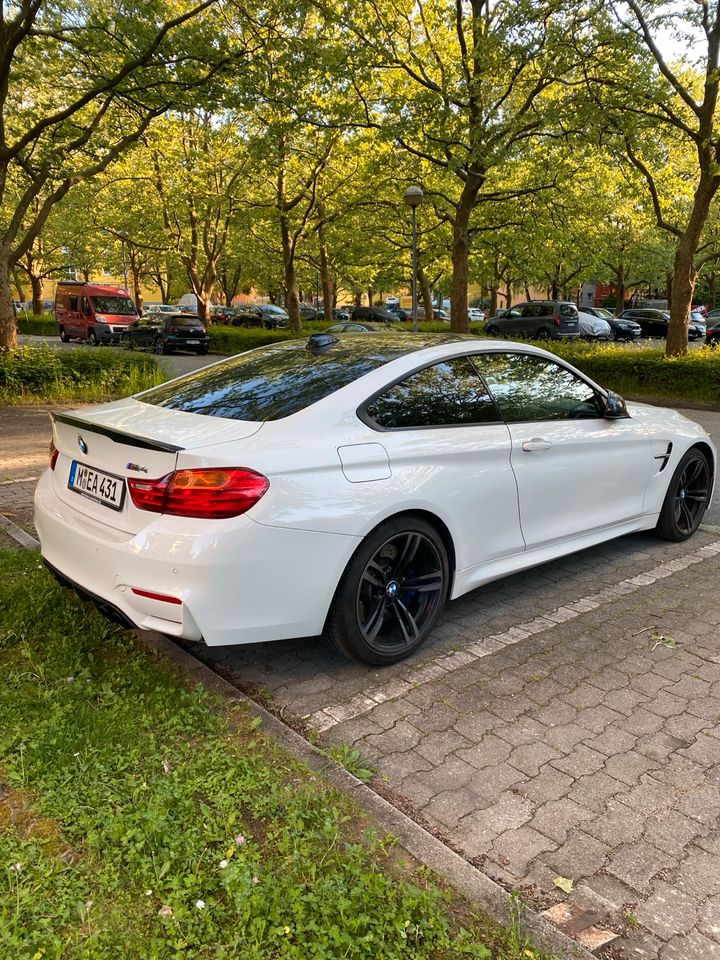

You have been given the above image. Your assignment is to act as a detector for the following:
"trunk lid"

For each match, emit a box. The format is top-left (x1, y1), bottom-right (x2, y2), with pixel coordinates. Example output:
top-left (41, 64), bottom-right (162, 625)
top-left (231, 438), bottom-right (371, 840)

top-left (50, 398), bottom-right (263, 533)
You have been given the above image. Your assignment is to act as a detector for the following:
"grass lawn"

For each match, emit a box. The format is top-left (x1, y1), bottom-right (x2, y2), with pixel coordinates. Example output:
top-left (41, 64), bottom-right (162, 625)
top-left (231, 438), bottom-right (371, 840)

top-left (0, 549), bottom-right (556, 960)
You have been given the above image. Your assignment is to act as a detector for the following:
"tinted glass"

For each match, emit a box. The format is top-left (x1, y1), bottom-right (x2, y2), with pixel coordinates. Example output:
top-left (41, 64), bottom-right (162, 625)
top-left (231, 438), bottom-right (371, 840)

top-left (139, 338), bottom-right (444, 421)
top-left (366, 357), bottom-right (498, 429)
top-left (521, 304), bottom-right (542, 318)
top-left (474, 353), bottom-right (603, 422)
top-left (170, 316), bottom-right (204, 327)
top-left (560, 304), bottom-right (578, 317)
top-left (92, 296), bottom-right (136, 315)
top-left (68, 296), bottom-right (78, 311)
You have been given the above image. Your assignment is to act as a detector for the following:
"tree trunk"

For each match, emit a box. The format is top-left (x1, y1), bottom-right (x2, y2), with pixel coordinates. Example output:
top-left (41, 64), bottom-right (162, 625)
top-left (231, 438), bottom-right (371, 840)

top-left (615, 263), bottom-right (625, 317)
top-left (318, 227), bottom-right (333, 323)
top-left (31, 274), bottom-right (43, 315)
top-left (418, 263), bottom-right (433, 322)
top-left (708, 272), bottom-right (717, 310)
top-left (354, 290), bottom-right (362, 307)
top-left (449, 175), bottom-right (482, 333)
top-left (667, 173), bottom-right (719, 356)
top-left (489, 286), bottom-right (498, 316)
top-left (0, 248), bottom-right (18, 350)
top-left (129, 249), bottom-right (143, 313)
top-left (280, 217), bottom-right (301, 333)
top-left (367, 287), bottom-right (374, 307)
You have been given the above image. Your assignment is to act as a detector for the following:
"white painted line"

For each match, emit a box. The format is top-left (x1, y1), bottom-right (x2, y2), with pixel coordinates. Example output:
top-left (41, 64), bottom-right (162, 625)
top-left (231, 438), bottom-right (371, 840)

top-left (306, 537), bottom-right (720, 732)
top-left (0, 512), bottom-right (40, 549)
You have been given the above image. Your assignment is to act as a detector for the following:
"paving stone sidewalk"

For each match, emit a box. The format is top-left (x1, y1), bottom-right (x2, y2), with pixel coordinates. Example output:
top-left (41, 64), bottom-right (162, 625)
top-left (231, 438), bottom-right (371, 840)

top-left (4, 403), bottom-right (720, 958)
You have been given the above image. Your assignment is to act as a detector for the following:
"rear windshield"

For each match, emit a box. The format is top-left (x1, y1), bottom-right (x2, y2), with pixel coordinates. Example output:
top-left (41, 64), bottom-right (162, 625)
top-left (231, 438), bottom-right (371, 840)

top-left (92, 296), bottom-right (136, 315)
top-left (172, 316), bottom-right (204, 327)
top-left (138, 338), bottom-right (438, 421)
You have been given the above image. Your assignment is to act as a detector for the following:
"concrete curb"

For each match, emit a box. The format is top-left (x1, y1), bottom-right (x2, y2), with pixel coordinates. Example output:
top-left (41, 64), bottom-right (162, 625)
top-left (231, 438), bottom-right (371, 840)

top-left (0, 512), bottom-right (39, 549)
top-left (142, 631), bottom-right (596, 960)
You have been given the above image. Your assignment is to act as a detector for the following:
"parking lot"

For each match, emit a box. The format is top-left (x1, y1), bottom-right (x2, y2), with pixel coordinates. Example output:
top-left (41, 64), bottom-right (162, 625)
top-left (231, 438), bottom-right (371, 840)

top-left (3, 399), bottom-right (720, 957)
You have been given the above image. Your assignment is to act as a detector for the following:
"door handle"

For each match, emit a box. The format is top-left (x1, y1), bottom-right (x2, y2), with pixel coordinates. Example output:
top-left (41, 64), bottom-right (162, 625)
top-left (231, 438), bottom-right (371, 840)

top-left (522, 438), bottom-right (552, 452)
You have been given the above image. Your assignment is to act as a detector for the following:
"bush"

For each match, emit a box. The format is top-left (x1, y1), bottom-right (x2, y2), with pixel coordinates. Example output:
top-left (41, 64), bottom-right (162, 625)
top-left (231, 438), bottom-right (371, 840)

top-left (0, 345), bottom-right (167, 403)
top-left (16, 314), bottom-right (57, 336)
top-left (207, 320), bottom-right (455, 355)
top-left (540, 341), bottom-right (720, 403)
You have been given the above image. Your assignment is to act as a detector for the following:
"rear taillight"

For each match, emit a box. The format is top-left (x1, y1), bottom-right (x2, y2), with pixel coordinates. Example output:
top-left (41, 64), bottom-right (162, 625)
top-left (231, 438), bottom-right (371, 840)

top-left (553, 315), bottom-right (561, 326)
top-left (167, 325), bottom-right (177, 334)
top-left (49, 440), bottom-right (58, 471)
top-left (127, 468), bottom-right (269, 519)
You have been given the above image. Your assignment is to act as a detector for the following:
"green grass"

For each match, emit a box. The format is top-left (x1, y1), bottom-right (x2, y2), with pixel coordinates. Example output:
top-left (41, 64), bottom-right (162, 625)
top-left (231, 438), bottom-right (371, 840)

top-left (0, 549), bottom-right (555, 960)
top-left (15, 314), bottom-right (57, 337)
top-left (0, 345), bottom-right (167, 403)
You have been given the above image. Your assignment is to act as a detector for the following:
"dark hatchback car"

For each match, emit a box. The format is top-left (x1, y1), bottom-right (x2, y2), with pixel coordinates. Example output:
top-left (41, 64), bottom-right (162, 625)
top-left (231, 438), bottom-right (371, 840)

top-left (618, 308), bottom-right (706, 340)
top-left (122, 314), bottom-right (209, 355)
top-left (706, 321), bottom-right (720, 347)
top-left (326, 322), bottom-right (404, 334)
top-left (484, 301), bottom-right (580, 340)
top-left (232, 304), bottom-right (290, 329)
top-left (350, 306), bottom-right (398, 324)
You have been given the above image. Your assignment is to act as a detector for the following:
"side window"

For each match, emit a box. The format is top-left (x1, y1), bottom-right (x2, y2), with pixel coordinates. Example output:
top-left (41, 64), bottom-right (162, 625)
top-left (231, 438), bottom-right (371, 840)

top-left (474, 353), bottom-right (604, 423)
top-left (559, 304), bottom-right (577, 317)
top-left (520, 304), bottom-right (541, 318)
top-left (68, 296), bottom-right (78, 311)
top-left (82, 297), bottom-right (92, 315)
top-left (365, 357), bottom-right (499, 429)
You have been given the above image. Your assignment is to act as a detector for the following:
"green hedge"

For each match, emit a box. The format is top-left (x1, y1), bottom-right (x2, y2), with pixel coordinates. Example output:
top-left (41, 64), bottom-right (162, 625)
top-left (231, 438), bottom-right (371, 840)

top-left (0, 345), bottom-right (167, 403)
top-left (16, 314), bottom-right (58, 336)
top-left (538, 341), bottom-right (720, 403)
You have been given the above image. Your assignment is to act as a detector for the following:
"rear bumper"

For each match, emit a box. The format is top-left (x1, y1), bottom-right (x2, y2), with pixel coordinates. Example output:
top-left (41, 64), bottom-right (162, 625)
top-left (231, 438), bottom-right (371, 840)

top-left (34, 470), bottom-right (360, 646)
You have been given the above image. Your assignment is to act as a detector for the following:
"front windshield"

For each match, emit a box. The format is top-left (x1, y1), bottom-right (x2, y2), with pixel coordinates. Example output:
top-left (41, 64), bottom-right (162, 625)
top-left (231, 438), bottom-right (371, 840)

top-left (595, 308), bottom-right (613, 319)
top-left (92, 296), bottom-right (136, 316)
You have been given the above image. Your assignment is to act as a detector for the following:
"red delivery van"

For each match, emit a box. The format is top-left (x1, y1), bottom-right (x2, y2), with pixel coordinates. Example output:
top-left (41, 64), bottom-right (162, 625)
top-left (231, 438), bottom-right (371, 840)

top-left (55, 282), bottom-right (138, 344)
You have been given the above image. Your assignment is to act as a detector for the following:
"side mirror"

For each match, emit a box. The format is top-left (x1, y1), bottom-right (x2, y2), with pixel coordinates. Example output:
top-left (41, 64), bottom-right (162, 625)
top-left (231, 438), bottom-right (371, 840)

top-left (604, 390), bottom-right (629, 419)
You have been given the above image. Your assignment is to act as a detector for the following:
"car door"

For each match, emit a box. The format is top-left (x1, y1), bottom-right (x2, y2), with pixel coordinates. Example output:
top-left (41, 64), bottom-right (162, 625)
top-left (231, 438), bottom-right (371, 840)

top-left (473, 351), bottom-right (653, 550)
top-left (362, 356), bottom-right (524, 569)
top-left (135, 317), bottom-right (159, 348)
top-left (497, 305), bottom-right (524, 334)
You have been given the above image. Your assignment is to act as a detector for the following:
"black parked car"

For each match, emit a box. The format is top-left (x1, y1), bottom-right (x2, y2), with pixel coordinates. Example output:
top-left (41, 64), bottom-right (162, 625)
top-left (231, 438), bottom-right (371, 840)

top-left (325, 322), bottom-right (404, 334)
top-left (232, 304), bottom-right (290, 329)
top-left (350, 306), bottom-right (398, 323)
top-left (617, 308), bottom-right (706, 340)
top-left (121, 314), bottom-right (209, 355)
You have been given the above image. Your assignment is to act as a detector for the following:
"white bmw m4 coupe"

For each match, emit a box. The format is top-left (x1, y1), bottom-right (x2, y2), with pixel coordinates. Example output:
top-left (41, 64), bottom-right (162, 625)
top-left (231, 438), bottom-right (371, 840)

top-left (35, 334), bottom-right (715, 665)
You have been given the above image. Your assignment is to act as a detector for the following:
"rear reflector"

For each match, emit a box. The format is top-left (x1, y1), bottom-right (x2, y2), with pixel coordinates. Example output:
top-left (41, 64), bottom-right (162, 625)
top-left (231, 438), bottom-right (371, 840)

top-left (131, 588), bottom-right (182, 605)
top-left (127, 467), bottom-right (269, 519)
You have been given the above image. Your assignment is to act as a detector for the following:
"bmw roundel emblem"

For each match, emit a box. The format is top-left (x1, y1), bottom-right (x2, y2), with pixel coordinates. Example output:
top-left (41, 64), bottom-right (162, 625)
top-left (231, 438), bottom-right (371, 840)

top-left (78, 435), bottom-right (88, 455)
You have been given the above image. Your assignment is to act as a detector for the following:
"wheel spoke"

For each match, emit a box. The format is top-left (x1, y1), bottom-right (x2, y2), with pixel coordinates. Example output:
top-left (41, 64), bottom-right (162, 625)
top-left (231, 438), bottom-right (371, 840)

top-left (391, 598), bottom-right (420, 645)
top-left (685, 490), bottom-right (707, 502)
top-left (395, 533), bottom-right (421, 576)
top-left (685, 459), bottom-right (705, 485)
top-left (680, 500), bottom-right (694, 531)
top-left (361, 596), bottom-right (387, 642)
top-left (401, 570), bottom-right (444, 593)
top-left (362, 560), bottom-right (386, 589)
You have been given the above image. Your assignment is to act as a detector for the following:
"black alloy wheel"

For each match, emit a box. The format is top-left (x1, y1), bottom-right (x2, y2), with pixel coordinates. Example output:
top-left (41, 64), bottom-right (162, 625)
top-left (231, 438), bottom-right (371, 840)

top-left (485, 325), bottom-right (500, 336)
top-left (324, 516), bottom-right (449, 665)
top-left (535, 328), bottom-right (551, 340)
top-left (153, 336), bottom-right (167, 355)
top-left (121, 332), bottom-right (132, 350)
top-left (657, 448), bottom-right (711, 541)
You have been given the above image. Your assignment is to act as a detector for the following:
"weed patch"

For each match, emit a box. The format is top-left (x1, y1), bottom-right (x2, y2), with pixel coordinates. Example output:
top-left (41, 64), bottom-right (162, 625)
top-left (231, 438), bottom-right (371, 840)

top-left (0, 549), bottom-right (555, 959)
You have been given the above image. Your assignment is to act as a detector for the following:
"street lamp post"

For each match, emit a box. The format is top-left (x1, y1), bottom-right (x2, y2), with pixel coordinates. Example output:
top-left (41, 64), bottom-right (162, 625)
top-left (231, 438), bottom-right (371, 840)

top-left (403, 185), bottom-right (423, 333)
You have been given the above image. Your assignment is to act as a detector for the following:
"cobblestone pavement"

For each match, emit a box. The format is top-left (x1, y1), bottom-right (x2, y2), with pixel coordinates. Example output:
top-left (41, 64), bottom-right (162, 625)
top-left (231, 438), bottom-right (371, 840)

top-left (4, 403), bottom-right (720, 958)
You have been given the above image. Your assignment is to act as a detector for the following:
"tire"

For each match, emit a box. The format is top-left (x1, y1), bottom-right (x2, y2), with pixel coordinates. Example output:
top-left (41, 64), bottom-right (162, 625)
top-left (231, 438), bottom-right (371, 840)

top-left (59, 327), bottom-right (70, 343)
top-left (656, 448), bottom-right (711, 542)
top-left (153, 337), bottom-right (168, 355)
top-left (121, 333), bottom-right (133, 350)
top-left (535, 328), bottom-right (551, 340)
top-left (323, 515), bottom-right (450, 665)
top-left (89, 329), bottom-right (100, 346)
top-left (486, 325), bottom-right (500, 336)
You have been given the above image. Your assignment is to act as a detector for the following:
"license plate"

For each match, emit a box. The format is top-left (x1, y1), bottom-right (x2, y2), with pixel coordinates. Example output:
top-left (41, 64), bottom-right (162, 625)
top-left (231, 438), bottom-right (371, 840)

top-left (68, 461), bottom-right (125, 511)
top-left (185, 339), bottom-right (200, 344)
